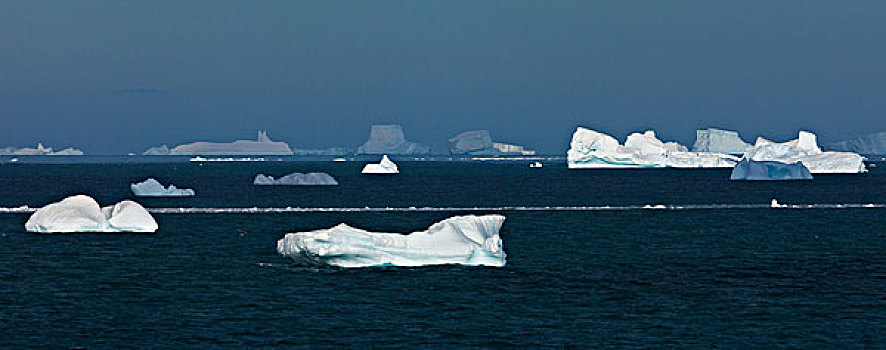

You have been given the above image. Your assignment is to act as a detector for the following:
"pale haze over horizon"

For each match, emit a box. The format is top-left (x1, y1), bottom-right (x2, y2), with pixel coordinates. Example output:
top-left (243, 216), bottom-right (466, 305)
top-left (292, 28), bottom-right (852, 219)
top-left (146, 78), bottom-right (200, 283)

top-left (1, 1), bottom-right (885, 154)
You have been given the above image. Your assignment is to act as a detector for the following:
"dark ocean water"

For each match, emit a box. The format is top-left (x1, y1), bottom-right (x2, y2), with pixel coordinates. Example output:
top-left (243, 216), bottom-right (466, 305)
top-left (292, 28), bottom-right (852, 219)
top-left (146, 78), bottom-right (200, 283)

top-left (1, 159), bottom-right (884, 348)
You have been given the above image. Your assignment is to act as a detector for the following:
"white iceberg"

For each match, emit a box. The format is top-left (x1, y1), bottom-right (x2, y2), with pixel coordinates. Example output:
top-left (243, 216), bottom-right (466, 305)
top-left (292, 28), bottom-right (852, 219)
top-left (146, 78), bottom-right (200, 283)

top-left (744, 131), bottom-right (866, 173)
top-left (567, 127), bottom-right (739, 169)
top-left (25, 195), bottom-right (158, 233)
top-left (0, 143), bottom-right (84, 156)
top-left (164, 130), bottom-right (294, 155)
top-left (131, 178), bottom-right (196, 197)
top-left (361, 155), bottom-right (399, 174)
top-left (692, 128), bottom-right (752, 154)
top-left (276, 214), bottom-right (506, 268)
top-left (826, 131), bottom-right (886, 155)
top-left (253, 172), bottom-right (338, 185)
top-left (730, 159), bottom-right (813, 181)
top-left (448, 130), bottom-right (536, 155)
top-left (357, 125), bottom-right (430, 155)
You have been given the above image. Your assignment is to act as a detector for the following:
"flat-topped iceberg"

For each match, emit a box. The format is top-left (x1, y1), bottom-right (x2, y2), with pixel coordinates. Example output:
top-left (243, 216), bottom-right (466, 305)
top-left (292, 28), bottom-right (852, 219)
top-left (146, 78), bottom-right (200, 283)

top-left (156, 130), bottom-right (294, 155)
top-left (567, 127), bottom-right (739, 168)
top-left (692, 128), bottom-right (751, 154)
top-left (131, 178), bottom-right (196, 197)
top-left (361, 155), bottom-right (399, 174)
top-left (730, 159), bottom-right (813, 181)
top-left (744, 131), bottom-right (866, 173)
top-left (25, 195), bottom-right (158, 233)
top-left (0, 143), bottom-right (83, 156)
top-left (357, 125), bottom-right (430, 155)
top-left (276, 214), bottom-right (506, 268)
top-left (826, 131), bottom-right (886, 155)
top-left (253, 172), bottom-right (338, 185)
top-left (448, 130), bottom-right (536, 155)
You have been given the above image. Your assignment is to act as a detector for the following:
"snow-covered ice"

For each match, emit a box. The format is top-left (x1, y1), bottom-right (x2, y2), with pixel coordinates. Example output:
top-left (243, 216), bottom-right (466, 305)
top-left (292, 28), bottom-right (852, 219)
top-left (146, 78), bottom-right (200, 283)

top-left (567, 127), bottom-right (739, 168)
top-left (276, 214), bottom-right (506, 268)
top-left (25, 195), bottom-right (158, 233)
top-left (361, 155), bottom-right (399, 174)
top-left (692, 128), bottom-right (752, 154)
top-left (131, 178), bottom-right (196, 197)
top-left (744, 131), bottom-right (866, 173)
top-left (730, 159), bottom-right (813, 181)
top-left (253, 172), bottom-right (339, 185)
top-left (357, 125), bottom-right (430, 155)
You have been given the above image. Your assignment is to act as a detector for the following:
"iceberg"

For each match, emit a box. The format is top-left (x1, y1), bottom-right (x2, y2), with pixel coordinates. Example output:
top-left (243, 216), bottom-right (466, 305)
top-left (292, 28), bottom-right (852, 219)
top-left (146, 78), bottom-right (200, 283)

top-left (357, 125), bottom-right (430, 155)
top-left (276, 214), bottom-right (506, 268)
top-left (25, 195), bottom-right (158, 233)
top-left (729, 159), bottom-right (813, 181)
top-left (131, 178), bottom-right (196, 197)
top-left (744, 131), bottom-right (866, 173)
top-left (142, 145), bottom-right (171, 155)
top-left (0, 143), bottom-right (84, 156)
top-left (253, 172), bottom-right (339, 185)
top-left (448, 130), bottom-right (536, 155)
top-left (692, 128), bottom-right (752, 154)
top-left (166, 130), bottom-right (294, 155)
top-left (361, 155), bottom-right (399, 174)
top-left (290, 147), bottom-right (352, 156)
top-left (826, 131), bottom-right (886, 155)
top-left (567, 127), bottom-right (739, 168)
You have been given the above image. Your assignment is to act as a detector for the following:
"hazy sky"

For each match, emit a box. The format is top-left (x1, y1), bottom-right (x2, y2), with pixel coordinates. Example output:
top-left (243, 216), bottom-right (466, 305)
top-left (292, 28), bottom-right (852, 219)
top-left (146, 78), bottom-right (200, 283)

top-left (1, 1), bottom-right (885, 154)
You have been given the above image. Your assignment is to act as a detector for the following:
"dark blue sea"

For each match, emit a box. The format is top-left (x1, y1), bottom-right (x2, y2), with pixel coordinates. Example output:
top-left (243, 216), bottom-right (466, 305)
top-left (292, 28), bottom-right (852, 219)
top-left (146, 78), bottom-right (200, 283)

top-left (1, 157), bottom-right (884, 348)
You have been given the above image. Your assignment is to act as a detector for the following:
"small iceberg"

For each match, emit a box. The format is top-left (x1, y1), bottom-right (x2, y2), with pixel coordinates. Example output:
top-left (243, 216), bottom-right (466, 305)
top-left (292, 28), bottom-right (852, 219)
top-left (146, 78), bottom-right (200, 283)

top-left (332, 158), bottom-right (347, 162)
top-left (361, 155), bottom-right (399, 174)
top-left (131, 178), bottom-right (196, 197)
top-left (744, 131), bottom-right (866, 173)
top-left (529, 162), bottom-right (543, 168)
top-left (770, 199), bottom-right (787, 208)
top-left (729, 159), bottom-right (813, 181)
top-left (253, 172), bottom-right (339, 186)
top-left (277, 214), bottom-right (507, 268)
top-left (25, 195), bottom-right (158, 233)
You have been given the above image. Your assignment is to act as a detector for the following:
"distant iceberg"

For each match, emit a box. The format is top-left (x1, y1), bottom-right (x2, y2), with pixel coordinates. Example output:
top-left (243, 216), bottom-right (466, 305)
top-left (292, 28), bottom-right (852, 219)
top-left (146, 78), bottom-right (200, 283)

top-left (826, 131), bottom-right (886, 155)
top-left (131, 178), bottom-right (196, 197)
top-left (730, 159), bottom-right (813, 181)
top-left (567, 127), bottom-right (739, 168)
top-left (142, 145), bottom-right (171, 155)
top-left (290, 147), bottom-right (352, 156)
top-left (357, 125), bottom-right (430, 155)
top-left (253, 172), bottom-right (338, 185)
top-left (692, 128), bottom-right (751, 154)
top-left (153, 130), bottom-right (294, 155)
top-left (276, 214), bottom-right (506, 268)
top-left (0, 143), bottom-right (83, 156)
top-left (744, 131), bottom-right (866, 173)
top-left (448, 130), bottom-right (536, 155)
top-left (25, 195), bottom-right (158, 233)
top-left (361, 155), bottom-right (399, 174)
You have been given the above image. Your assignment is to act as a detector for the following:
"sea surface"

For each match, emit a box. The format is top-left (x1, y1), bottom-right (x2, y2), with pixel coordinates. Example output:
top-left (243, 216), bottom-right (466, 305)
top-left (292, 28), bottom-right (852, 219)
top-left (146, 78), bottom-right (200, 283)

top-left (1, 158), bottom-right (884, 348)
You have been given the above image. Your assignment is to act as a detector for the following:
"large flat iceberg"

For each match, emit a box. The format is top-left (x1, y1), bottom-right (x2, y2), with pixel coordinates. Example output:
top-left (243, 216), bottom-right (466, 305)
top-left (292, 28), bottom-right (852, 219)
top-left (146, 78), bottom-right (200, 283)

top-left (692, 128), bottom-right (751, 154)
top-left (826, 131), bottom-right (886, 155)
top-left (448, 130), bottom-right (536, 155)
top-left (253, 172), bottom-right (338, 185)
top-left (25, 195), bottom-right (158, 233)
top-left (567, 127), bottom-right (739, 169)
top-left (730, 159), bottom-right (813, 181)
top-left (357, 125), bottom-right (430, 155)
top-left (744, 131), bottom-right (866, 173)
top-left (0, 143), bottom-right (83, 156)
top-left (361, 155), bottom-right (399, 174)
top-left (276, 214), bottom-right (507, 268)
top-left (131, 178), bottom-right (196, 197)
top-left (156, 130), bottom-right (294, 155)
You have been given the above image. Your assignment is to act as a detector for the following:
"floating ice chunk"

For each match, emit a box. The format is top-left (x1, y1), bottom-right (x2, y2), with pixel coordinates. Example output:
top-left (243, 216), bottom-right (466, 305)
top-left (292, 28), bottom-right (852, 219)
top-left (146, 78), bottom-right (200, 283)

top-left (357, 125), bottom-right (430, 155)
top-left (131, 178), bottom-right (196, 197)
top-left (692, 128), bottom-right (752, 154)
top-left (745, 131), bottom-right (866, 173)
top-left (729, 159), bottom-right (813, 181)
top-left (276, 214), bottom-right (506, 268)
top-left (770, 199), bottom-right (787, 208)
top-left (827, 131), bottom-right (886, 155)
top-left (567, 127), bottom-right (738, 168)
top-left (253, 172), bottom-right (338, 185)
top-left (529, 161), bottom-right (543, 168)
top-left (143, 145), bottom-right (171, 155)
top-left (168, 130), bottom-right (294, 155)
top-left (25, 195), bottom-right (158, 233)
top-left (361, 155), bottom-right (399, 174)
top-left (0, 143), bottom-right (84, 155)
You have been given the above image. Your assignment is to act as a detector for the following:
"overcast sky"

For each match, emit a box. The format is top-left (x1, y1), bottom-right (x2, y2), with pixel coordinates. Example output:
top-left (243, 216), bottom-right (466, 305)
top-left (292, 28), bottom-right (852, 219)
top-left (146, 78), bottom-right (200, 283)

top-left (1, 1), bottom-right (884, 154)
